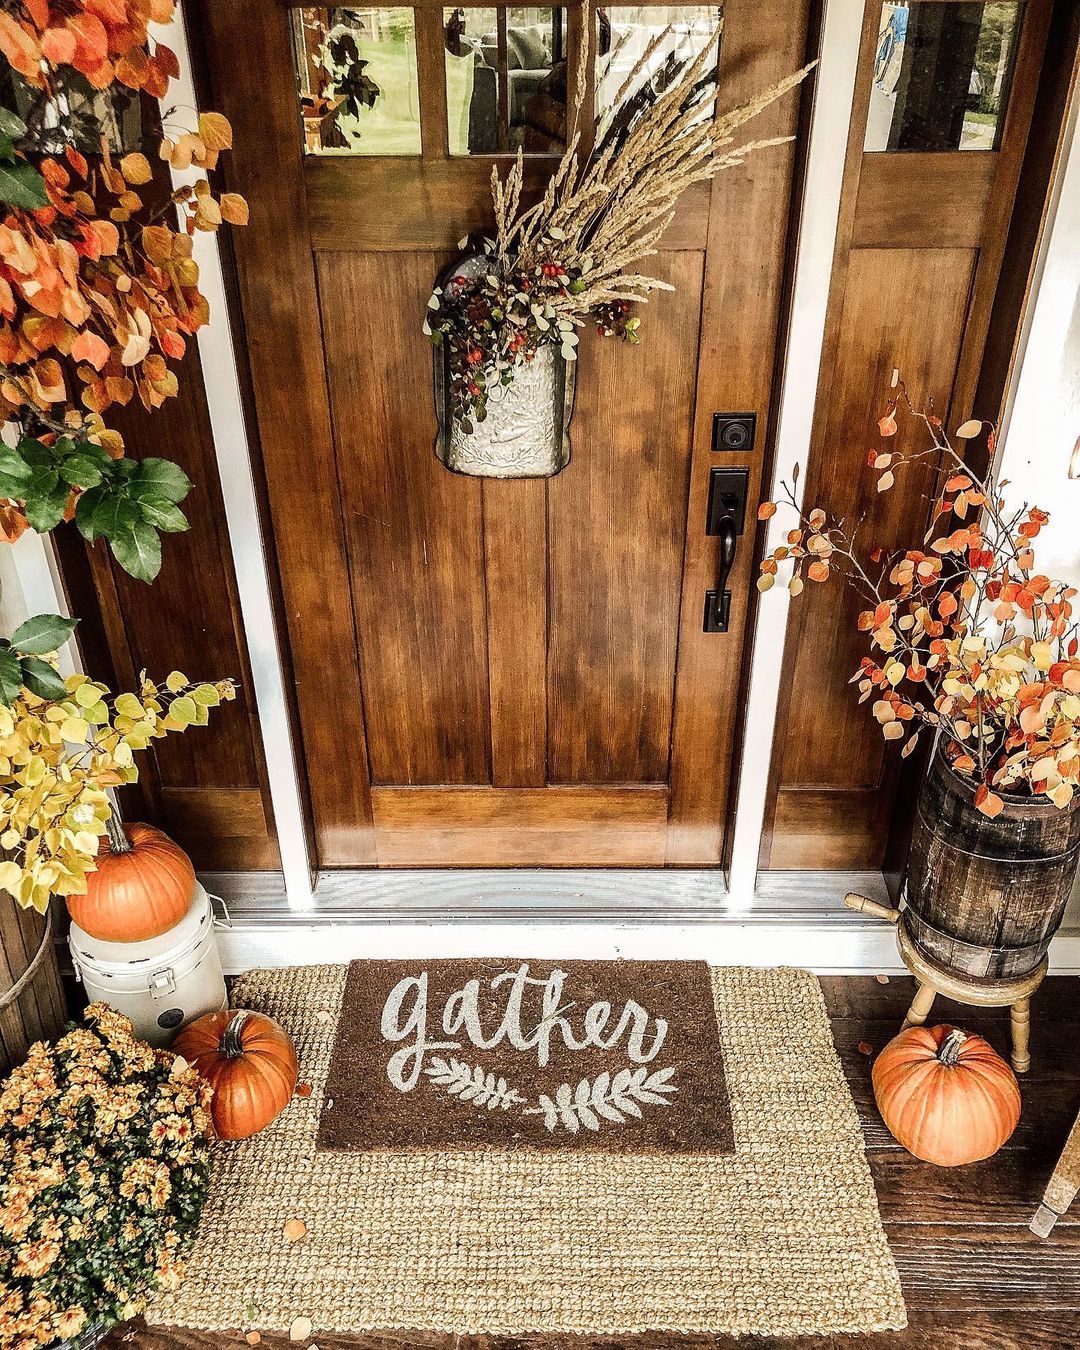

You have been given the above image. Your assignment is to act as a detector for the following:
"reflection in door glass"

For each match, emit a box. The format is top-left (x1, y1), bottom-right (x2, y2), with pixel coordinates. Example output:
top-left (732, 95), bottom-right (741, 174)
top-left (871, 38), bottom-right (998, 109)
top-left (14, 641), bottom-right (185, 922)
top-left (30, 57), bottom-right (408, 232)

top-left (864, 2), bottom-right (1020, 152)
top-left (595, 7), bottom-right (722, 131)
top-left (445, 8), bottom-right (567, 155)
top-left (291, 8), bottom-right (421, 155)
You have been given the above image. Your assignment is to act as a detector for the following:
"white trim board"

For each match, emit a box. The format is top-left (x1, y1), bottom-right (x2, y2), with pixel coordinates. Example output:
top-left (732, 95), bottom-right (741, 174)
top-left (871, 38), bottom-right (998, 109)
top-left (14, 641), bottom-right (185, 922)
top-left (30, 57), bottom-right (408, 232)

top-left (726, 0), bottom-right (866, 898)
top-left (216, 915), bottom-right (1080, 977)
top-left (204, 867), bottom-right (1080, 974)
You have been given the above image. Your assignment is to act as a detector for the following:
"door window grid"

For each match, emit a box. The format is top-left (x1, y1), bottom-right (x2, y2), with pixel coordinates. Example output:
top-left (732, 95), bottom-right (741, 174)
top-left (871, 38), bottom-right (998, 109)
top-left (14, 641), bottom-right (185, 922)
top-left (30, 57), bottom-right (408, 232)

top-left (595, 6), bottom-right (722, 132)
top-left (445, 7), bottom-right (569, 155)
top-left (292, 7), bottom-right (423, 155)
top-left (291, 2), bottom-right (730, 160)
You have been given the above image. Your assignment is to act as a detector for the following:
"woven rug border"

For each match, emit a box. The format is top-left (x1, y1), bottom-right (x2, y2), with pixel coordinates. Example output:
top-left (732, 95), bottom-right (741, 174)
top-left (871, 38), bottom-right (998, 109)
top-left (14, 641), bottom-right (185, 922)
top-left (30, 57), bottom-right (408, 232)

top-left (150, 961), bottom-right (907, 1338)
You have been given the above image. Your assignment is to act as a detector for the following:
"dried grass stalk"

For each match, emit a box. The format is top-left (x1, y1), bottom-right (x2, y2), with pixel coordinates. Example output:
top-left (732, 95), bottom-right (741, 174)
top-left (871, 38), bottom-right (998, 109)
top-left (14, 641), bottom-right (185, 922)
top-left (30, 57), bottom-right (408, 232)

top-left (491, 4), bottom-right (813, 314)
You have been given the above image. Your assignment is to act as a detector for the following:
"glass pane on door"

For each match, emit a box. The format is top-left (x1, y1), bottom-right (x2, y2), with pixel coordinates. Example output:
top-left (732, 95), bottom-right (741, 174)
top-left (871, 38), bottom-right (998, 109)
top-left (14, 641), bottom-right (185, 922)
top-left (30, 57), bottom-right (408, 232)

top-left (595, 6), bottom-right (722, 129)
top-left (864, 2), bottom-right (1021, 152)
top-left (292, 7), bottom-right (422, 155)
top-left (444, 7), bottom-right (568, 155)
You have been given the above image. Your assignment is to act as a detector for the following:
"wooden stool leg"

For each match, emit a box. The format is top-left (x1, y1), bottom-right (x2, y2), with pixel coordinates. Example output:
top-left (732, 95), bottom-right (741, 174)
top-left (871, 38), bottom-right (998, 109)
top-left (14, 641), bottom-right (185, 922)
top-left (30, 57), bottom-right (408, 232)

top-left (902, 982), bottom-right (937, 1031)
top-left (1010, 996), bottom-right (1032, 1074)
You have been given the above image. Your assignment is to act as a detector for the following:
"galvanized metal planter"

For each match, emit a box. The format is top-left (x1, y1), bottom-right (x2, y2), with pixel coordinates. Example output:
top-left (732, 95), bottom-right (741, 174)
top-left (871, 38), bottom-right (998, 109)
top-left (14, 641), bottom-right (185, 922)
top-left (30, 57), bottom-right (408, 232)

top-left (434, 342), bottom-right (575, 478)
top-left (431, 253), bottom-right (576, 479)
top-left (903, 741), bottom-right (1080, 982)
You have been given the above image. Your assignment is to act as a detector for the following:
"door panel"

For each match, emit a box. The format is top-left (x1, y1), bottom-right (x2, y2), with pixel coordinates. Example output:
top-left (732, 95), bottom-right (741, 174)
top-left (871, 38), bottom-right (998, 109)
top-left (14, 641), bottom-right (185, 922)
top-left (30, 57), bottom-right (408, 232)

top-left (319, 250), bottom-right (492, 786)
top-left (548, 251), bottom-right (702, 785)
top-left (764, 0), bottom-right (1053, 870)
top-left (370, 785), bottom-right (668, 864)
top-left (195, 0), bottom-right (811, 868)
top-left (781, 245), bottom-right (977, 792)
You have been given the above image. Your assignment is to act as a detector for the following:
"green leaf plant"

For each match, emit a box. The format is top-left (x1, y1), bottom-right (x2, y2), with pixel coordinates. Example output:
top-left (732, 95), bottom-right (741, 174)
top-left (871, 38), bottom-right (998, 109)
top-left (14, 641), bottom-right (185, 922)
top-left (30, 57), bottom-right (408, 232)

top-left (0, 614), bottom-right (77, 705)
top-left (0, 437), bottom-right (191, 581)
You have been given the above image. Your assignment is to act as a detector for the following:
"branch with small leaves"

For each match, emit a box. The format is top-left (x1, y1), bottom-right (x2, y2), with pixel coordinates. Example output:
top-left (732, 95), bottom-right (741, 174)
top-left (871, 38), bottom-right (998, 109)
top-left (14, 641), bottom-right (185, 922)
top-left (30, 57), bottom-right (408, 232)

top-left (0, 621), bottom-right (236, 912)
top-left (0, 0), bottom-right (247, 580)
top-left (758, 378), bottom-right (1080, 816)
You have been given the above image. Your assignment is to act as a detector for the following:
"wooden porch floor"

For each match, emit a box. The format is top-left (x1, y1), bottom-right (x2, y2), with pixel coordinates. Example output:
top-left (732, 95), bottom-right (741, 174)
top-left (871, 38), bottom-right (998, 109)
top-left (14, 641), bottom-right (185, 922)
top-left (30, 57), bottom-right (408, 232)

top-left (109, 975), bottom-right (1080, 1350)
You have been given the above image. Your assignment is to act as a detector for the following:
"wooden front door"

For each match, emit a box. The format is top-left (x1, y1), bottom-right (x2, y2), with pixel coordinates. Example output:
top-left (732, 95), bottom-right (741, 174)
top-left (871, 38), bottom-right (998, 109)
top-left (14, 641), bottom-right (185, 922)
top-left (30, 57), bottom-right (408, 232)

top-left (196, 0), bottom-right (809, 868)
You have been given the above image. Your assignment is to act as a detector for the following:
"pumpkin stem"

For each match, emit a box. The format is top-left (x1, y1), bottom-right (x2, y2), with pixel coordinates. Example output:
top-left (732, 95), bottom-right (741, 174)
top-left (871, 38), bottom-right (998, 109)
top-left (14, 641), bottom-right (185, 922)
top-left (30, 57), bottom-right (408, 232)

top-left (937, 1028), bottom-right (968, 1067)
top-left (104, 812), bottom-right (132, 854)
top-left (221, 1011), bottom-right (250, 1059)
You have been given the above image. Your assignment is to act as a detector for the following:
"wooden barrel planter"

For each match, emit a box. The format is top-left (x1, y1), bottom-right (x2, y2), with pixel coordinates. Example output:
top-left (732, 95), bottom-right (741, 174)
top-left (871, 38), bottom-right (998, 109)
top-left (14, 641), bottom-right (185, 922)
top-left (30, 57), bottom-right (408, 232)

top-left (903, 743), bottom-right (1080, 982)
top-left (0, 902), bottom-right (66, 1076)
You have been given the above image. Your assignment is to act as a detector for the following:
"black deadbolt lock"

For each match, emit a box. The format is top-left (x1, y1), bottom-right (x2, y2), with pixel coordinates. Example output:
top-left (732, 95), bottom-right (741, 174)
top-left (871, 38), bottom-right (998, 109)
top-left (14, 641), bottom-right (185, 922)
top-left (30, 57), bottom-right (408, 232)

top-left (712, 411), bottom-right (756, 452)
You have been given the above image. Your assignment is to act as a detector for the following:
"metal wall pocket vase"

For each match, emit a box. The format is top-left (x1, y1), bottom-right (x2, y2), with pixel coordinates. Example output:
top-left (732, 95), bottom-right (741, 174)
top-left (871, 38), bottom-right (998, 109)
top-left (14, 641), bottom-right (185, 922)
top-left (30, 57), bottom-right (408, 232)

top-left (432, 255), bottom-right (575, 479)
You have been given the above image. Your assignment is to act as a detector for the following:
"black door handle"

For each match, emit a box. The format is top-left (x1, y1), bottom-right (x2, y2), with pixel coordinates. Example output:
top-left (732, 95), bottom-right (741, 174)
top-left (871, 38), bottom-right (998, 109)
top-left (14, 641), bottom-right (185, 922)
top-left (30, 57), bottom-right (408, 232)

top-left (703, 467), bottom-right (748, 633)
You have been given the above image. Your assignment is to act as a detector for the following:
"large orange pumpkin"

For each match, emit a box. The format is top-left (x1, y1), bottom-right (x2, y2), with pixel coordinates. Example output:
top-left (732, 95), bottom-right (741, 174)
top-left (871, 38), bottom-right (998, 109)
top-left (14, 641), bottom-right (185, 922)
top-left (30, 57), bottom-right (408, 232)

top-left (872, 1024), bottom-right (1021, 1166)
top-left (67, 822), bottom-right (194, 942)
top-left (174, 1009), bottom-right (299, 1140)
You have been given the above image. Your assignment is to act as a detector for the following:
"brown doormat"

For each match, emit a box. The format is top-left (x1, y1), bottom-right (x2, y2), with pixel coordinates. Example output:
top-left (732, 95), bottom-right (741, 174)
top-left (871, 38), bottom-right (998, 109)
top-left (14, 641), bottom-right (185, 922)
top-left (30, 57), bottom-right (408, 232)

top-left (319, 958), bottom-right (734, 1153)
top-left (150, 962), bottom-right (907, 1339)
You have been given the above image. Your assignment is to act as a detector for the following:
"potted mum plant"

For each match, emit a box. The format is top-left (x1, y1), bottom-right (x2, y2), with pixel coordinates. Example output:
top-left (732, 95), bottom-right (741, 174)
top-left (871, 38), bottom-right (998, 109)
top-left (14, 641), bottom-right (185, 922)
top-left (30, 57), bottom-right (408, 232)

top-left (0, 1001), bottom-right (214, 1349)
top-left (759, 378), bottom-right (1080, 983)
top-left (425, 14), bottom-right (809, 477)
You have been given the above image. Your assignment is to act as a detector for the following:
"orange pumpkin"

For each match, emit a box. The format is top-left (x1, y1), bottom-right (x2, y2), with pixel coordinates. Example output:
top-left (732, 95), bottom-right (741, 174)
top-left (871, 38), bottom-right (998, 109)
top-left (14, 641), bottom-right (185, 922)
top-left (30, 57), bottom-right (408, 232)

top-left (174, 1009), bottom-right (299, 1140)
top-left (67, 822), bottom-right (194, 942)
top-left (872, 1024), bottom-right (1021, 1166)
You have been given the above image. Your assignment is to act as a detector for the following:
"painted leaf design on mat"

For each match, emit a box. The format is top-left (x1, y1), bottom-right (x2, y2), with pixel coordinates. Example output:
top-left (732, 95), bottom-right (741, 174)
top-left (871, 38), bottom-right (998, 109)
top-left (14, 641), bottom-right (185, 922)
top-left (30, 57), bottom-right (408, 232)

top-left (526, 1066), bottom-right (678, 1133)
top-left (423, 1057), bottom-right (526, 1111)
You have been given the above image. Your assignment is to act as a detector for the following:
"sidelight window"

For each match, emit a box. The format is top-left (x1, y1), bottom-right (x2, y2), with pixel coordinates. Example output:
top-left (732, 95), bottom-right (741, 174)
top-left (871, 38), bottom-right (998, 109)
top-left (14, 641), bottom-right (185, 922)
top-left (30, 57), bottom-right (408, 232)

top-left (863, 1), bottom-right (1021, 153)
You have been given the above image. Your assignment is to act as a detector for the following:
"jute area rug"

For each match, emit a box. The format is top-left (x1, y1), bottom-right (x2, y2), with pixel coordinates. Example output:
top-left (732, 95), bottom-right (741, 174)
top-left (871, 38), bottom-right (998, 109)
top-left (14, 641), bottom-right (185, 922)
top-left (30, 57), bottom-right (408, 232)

top-left (150, 960), bottom-right (906, 1338)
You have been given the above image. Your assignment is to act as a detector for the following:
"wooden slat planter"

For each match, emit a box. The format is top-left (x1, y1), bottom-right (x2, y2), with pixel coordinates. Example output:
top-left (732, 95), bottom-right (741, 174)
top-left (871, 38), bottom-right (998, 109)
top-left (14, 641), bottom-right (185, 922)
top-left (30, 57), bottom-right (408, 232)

top-left (905, 744), bottom-right (1080, 982)
top-left (0, 902), bottom-right (66, 1077)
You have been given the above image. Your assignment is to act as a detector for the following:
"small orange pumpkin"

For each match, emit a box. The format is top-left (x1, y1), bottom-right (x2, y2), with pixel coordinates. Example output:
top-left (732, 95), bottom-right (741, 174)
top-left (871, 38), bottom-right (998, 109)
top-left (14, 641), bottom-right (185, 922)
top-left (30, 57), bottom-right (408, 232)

top-left (872, 1024), bottom-right (1021, 1166)
top-left (174, 1009), bottom-right (299, 1140)
top-left (67, 822), bottom-right (194, 942)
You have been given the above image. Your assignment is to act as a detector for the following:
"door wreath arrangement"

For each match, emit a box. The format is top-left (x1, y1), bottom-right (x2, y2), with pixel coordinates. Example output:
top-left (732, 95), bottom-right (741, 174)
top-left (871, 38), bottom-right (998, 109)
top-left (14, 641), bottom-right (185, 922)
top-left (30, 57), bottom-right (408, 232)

top-left (425, 7), bottom-right (811, 477)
